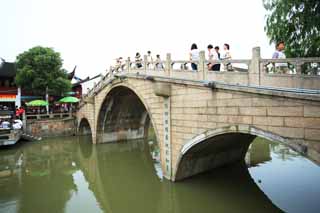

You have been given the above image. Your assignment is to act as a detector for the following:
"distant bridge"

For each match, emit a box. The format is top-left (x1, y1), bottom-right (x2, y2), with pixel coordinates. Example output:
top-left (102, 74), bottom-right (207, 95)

top-left (77, 47), bottom-right (320, 181)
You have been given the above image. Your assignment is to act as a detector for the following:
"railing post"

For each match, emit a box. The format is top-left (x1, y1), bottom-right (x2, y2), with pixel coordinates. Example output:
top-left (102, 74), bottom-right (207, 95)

top-left (166, 53), bottom-right (172, 76)
top-left (144, 55), bottom-right (148, 73)
top-left (249, 47), bottom-right (261, 86)
top-left (126, 57), bottom-right (131, 73)
top-left (260, 62), bottom-right (266, 74)
top-left (109, 66), bottom-right (113, 78)
top-left (199, 50), bottom-right (206, 80)
top-left (295, 60), bottom-right (303, 75)
top-left (22, 112), bottom-right (26, 130)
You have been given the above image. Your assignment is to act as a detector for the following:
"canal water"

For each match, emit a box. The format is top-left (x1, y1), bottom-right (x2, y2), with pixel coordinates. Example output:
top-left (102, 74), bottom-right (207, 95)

top-left (0, 136), bottom-right (320, 213)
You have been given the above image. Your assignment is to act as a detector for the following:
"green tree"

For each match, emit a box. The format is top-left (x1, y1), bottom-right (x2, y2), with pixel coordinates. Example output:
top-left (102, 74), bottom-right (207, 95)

top-left (263, 0), bottom-right (320, 57)
top-left (15, 46), bottom-right (72, 95)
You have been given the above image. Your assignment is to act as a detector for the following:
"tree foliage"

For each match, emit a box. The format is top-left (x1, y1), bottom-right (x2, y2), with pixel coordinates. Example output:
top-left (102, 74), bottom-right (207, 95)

top-left (15, 46), bottom-right (72, 95)
top-left (263, 0), bottom-right (320, 57)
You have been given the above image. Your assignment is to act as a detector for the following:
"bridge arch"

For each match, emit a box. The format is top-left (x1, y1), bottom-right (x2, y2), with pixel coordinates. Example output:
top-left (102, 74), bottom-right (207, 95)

top-left (95, 84), bottom-right (160, 144)
top-left (173, 124), bottom-right (307, 181)
top-left (78, 117), bottom-right (93, 136)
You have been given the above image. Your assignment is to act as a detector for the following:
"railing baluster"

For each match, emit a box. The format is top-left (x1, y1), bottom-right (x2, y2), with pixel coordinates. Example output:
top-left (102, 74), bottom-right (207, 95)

top-left (166, 53), bottom-right (172, 76)
top-left (199, 51), bottom-right (206, 80)
top-left (260, 62), bottom-right (266, 74)
top-left (144, 55), bottom-right (148, 73)
top-left (126, 57), bottom-right (130, 73)
top-left (109, 66), bottom-right (113, 77)
top-left (296, 60), bottom-right (303, 75)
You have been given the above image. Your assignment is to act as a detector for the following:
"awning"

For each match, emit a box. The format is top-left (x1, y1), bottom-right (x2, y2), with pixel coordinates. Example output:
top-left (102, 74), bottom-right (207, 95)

top-left (64, 91), bottom-right (76, 95)
top-left (0, 94), bottom-right (16, 102)
top-left (21, 96), bottom-right (43, 100)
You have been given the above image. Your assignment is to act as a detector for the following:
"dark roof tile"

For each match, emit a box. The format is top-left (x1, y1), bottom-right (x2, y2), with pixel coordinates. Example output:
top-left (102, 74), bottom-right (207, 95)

top-left (0, 62), bottom-right (16, 78)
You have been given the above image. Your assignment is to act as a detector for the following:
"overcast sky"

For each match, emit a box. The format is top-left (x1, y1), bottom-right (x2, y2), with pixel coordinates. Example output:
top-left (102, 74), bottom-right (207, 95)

top-left (1, 0), bottom-right (274, 79)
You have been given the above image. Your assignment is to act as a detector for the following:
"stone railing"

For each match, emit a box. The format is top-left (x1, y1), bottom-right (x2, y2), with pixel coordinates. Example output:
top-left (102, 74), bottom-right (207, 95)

top-left (25, 112), bottom-right (73, 120)
top-left (260, 58), bottom-right (320, 75)
top-left (125, 53), bottom-right (251, 73)
top-left (82, 47), bottom-right (320, 101)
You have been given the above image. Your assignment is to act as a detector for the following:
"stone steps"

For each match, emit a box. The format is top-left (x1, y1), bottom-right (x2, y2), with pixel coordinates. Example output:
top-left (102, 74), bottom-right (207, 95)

top-left (21, 133), bottom-right (41, 141)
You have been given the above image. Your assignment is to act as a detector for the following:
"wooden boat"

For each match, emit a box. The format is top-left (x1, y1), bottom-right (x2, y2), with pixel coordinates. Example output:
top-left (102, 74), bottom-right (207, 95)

top-left (0, 129), bottom-right (41, 147)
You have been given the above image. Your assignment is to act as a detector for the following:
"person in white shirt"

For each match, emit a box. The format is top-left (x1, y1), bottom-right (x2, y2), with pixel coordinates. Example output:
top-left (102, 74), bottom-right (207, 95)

top-left (114, 57), bottom-right (123, 72)
top-left (207, 44), bottom-right (220, 71)
top-left (146, 51), bottom-right (153, 69)
top-left (207, 44), bottom-right (215, 71)
top-left (222, 43), bottom-right (232, 71)
top-left (223, 43), bottom-right (231, 59)
top-left (14, 119), bottom-right (23, 127)
top-left (272, 41), bottom-right (289, 74)
top-left (13, 121), bottom-right (22, 130)
top-left (1, 120), bottom-right (10, 129)
top-left (189, 43), bottom-right (199, 71)
top-left (155, 54), bottom-right (164, 70)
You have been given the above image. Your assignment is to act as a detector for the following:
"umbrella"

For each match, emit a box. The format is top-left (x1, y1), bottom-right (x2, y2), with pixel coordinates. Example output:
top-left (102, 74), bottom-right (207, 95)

top-left (65, 91), bottom-right (76, 95)
top-left (58, 96), bottom-right (79, 103)
top-left (26, 100), bottom-right (48, 107)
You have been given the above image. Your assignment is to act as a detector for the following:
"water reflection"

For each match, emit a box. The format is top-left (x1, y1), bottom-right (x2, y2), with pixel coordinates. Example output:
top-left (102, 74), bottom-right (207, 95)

top-left (0, 139), bottom-right (78, 213)
top-left (245, 138), bottom-right (272, 167)
top-left (247, 138), bottom-right (320, 213)
top-left (0, 137), bottom-right (319, 213)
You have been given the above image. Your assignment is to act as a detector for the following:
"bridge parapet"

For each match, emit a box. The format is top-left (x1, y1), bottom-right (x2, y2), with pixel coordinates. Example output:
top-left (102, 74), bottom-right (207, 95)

top-left (83, 47), bottom-right (320, 102)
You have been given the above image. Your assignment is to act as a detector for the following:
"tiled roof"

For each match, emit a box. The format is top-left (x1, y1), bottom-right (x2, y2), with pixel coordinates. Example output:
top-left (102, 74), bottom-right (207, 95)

top-left (0, 62), bottom-right (16, 78)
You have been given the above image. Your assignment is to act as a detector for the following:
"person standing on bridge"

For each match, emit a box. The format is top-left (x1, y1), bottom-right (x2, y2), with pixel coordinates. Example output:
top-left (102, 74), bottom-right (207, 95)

top-left (155, 54), bottom-right (164, 70)
top-left (147, 51), bottom-right (153, 69)
top-left (207, 44), bottom-right (215, 71)
top-left (207, 44), bottom-right (220, 71)
top-left (190, 43), bottom-right (199, 71)
top-left (114, 57), bottom-right (123, 72)
top-left (272, 41), bottom-right (289, 74)
top-left (212, 46), bottom-right (221, 71)
top-left (135, 52), bottom-right (143, 69)
top-left (222, 43), bottom-right (232, 71)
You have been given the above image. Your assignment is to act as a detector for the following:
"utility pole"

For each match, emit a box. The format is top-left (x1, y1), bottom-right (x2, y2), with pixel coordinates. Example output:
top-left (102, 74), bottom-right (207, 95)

top-left (46, 86), bottom-right (49, 114)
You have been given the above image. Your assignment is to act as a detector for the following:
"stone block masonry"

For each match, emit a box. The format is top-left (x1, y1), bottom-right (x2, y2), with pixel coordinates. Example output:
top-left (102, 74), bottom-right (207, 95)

top-left (26, 118), bottom-right (76, 138)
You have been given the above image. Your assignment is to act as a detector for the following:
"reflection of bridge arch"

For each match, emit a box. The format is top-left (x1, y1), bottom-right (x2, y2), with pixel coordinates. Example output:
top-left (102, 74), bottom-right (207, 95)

top-left (174, 124), bottom-right (311, 181)
top-left (96, 85), bottom-right (159, 145)
top-left (75, 138), bottom-right (113, 213)
top-left (76, 138), bottom-right (162, 213)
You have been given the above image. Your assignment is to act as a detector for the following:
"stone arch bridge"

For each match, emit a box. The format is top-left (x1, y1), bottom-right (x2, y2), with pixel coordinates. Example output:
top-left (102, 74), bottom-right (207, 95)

top-left (77, 47), bottom-right (320, 181)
